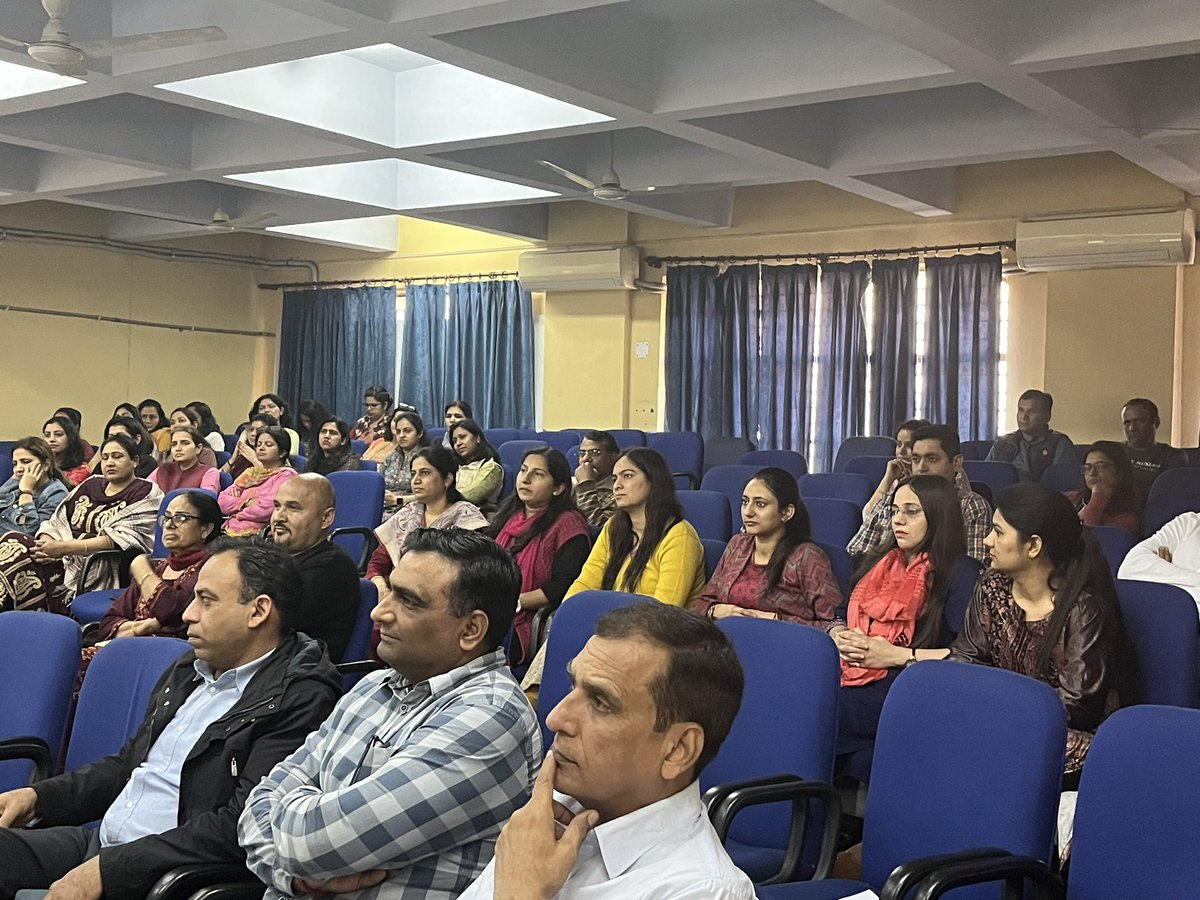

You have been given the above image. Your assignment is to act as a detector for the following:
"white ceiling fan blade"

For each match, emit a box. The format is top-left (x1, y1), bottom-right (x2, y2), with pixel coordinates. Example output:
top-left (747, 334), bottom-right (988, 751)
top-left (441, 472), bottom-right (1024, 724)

top-left (537, 159), bottom-right (596, 190)
top-left (231, 211), bottom-right (277, 228)
top-left (75, 25), bottom-right (226, 59)
top-left (0, 34), bottom-right (31, 50)
top-left (48, 60), bottom-right (88, 78)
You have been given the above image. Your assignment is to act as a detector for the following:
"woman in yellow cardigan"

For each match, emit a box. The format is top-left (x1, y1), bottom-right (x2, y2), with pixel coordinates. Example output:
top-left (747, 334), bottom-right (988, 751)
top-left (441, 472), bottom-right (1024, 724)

top-left (521, 447), bottom-right (704, 690)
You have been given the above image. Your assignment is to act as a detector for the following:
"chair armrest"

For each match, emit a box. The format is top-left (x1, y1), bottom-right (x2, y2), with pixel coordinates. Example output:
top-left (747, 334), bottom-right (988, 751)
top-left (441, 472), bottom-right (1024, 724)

top-left (705, 774), bottom-right (843, 884)
top-left (671, 471), bottom-right (699, 490)
top-left (530, 607), bottom-right (555, 657)
top-left (329, 526), bottom-right (378, 573)
top-left (0, 737), bottom-right (53, 782)
top-left (147, 864), bottom-right (262, 900)
top-left (879, 847), bottom-right (1012, 900)
top-left (75, 549), bottom-right (125, 595)
top-left (910, 855), bottom-right (1063, 900)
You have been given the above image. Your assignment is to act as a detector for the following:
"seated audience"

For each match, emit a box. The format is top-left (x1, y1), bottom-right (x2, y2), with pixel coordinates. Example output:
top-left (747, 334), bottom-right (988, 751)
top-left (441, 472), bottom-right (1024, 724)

top-left (950, 483), bottom-right (1132, 783)
top-left (573, 430), bottom-right (620, 527)
top-left (450, 417), bottom-right (504, 514)
top-left (1066, 441), bottom-right (1141, 535)
top-left (93, 414), bottom-right (158, 478)
top-left (849, 424), bottom-right (990, 562)
top-left (0, 433), bottom-right (160, 614)
top-left (112, 402), bottom-right (140, 422)
top-left (303, 416), bottom-right (362, 475)
top-left (222, 412), bottom-right (275, 481)
top-left (349, 384), bottom-right (397, 442)
top-left (241, 393), bottom-right (301, 453)
top-left (832, 475), bottom-right (968, 770)
top-left (486, 446), bottom-right (590, 666)
top-left (138, 397), bottom-right (171, 455)
top-left (295, 398), bottom-right (332, 457)
top-left (268, 474), bottom-right (361, 662)
top-left (186, 400), bottom-right (225, 451)
top-left (51, 406), bottom-right (91, 461)
top-left (380, 410), bottom-right (431, 512)
top-left (695, 467), bottom-right (842, 627)
top-left (218, 426), bottom-right (297, 537)
top-left (238, 528), bottom-right (540, 898)
top-left (459, 602), bottom-right (755, 900)
top-left (442, 399), bottom-right (472, 447)
top-left (366, 445), bottom-right (487, 594)
top-left (42, 414), bottom-right (90, 485)
top-left (148, 425), bottom-right (220, 493)
top-left (0, 539), bottom-right (341, 899)
top-left (82, 490), bottom-right (222, 672)
top-left (168, 407), bottom-right (219, 467)
top-left (864, 418), bottom-right (931, 514)
top-left (1121, 397), bottom-right (1188, 495)
top-left (986, 388), bottom-right (1074, 482)
top-left (1117, 510), bottom-right (1200, 615)
top-left (0, 437), bottom-right (70, 537)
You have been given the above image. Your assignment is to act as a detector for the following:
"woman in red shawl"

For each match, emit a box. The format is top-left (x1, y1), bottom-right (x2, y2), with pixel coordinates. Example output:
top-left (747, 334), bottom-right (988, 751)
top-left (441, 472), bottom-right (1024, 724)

top-left (486, 446), bottom-right (590, 668)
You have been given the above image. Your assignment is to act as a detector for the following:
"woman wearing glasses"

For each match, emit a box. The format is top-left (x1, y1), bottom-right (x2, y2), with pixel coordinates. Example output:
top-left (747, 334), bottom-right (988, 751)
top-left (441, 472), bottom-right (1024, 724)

top-left (1065, 441), bottom-right (1141, 535)
top-left (81, 491), bottom-right (224, 673)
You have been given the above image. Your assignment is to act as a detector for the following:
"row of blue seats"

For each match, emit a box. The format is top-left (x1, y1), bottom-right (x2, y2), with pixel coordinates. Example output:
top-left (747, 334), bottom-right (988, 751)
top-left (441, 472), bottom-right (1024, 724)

top-left (834, 434), bottom-right (1200, 469)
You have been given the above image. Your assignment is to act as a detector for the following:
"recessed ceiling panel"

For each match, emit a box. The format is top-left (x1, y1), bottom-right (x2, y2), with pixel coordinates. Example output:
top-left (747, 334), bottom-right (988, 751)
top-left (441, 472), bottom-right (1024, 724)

top-left (0, 60), bottom-right (84, 101)
top-left (268, 215), bottom-right (400, 252)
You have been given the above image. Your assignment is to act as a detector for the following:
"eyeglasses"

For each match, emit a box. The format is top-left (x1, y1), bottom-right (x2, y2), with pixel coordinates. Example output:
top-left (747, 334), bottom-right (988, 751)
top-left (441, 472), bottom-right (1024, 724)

top-left (889, 504), bottom-right (925, 519)
top-left (1081, 462), bottom-right (1114, 474)
top-left (158, 512), bottom-right (201, 527)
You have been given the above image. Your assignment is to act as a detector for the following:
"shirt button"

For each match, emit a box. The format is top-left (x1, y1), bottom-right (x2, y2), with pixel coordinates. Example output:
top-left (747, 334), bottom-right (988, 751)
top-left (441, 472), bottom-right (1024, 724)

top-left (126, 802), bottom-right (133, 808)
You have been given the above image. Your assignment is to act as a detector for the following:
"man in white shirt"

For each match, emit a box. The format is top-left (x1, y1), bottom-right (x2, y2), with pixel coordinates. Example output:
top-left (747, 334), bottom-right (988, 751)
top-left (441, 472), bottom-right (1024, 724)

top-left (1118, 511), bottom-right (1200, 615)
top-left (460, 601), bottom-right (756, 900)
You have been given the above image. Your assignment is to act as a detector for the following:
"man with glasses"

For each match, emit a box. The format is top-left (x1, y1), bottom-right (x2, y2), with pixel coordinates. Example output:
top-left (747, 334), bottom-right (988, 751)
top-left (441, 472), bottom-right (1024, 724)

top-left (573, 431), bottom-right (620, 526)
top-left (238, 528), bottom-right (540, 898)
top-left (0, 539), bottom-right (341, 900)
top-left (848, 424), bottom-right (991, 563)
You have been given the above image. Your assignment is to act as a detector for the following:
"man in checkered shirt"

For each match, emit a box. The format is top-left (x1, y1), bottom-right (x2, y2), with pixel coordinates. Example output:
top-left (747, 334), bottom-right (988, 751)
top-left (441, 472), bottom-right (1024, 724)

top-left (238, 528), bottom-right (541, 899)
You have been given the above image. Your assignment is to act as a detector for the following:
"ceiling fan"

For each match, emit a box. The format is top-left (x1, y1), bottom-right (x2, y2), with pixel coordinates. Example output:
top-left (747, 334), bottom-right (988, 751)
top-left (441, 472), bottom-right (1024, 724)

top-left (139, 204), bottom-right (277, 233)
top-left (0, 0), bottom-right (227, 78)
top-left (538, 133), bottom-right (654, 202)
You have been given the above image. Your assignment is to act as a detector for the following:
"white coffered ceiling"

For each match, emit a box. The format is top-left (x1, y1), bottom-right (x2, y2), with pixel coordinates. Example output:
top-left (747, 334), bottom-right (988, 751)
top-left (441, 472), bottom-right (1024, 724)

top-left (0, 0), bottom-right (1198, 249)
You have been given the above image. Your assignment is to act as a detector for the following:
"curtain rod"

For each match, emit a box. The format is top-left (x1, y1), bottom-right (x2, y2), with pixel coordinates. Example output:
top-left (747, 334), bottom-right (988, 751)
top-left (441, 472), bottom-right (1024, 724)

top-left (644, 241), bottom-right (1013, 268)
top-left (257, 272), bottom-right (518, 291)
top-left (0, 303), bottom-right (275, 338)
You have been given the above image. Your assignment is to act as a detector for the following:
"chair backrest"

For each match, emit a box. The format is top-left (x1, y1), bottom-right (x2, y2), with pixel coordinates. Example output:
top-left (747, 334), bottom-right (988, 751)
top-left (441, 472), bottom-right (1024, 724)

top-left (962, 460), bottom-right (1019, 495)
top-left (484, 428), bottom-right (520, 448)
top-left (861, 662), bottom-right (1066, 893)
top-left (70, 588), bottom-right (123, 625)
top-left (701, 538), bottom-right (727, 579)
top-left (803, 497), bottom-right (863, 548)
top-left (350, 439), bottom-right (368, 456)
top-left (1041, 460), bottom-right (1084, 493)
top-left (1142, 491), bottom-right (1200, 536)
top-left (498, 439), bottom-right (546, 473)
top-left (536, 590), bottom-right (651, 751)
top-left (359, 459), bottom-right (377, 471)
top-left (709, 618), bottom-right (840, 850)
top-left (341, 580), bottom-right (380, 688)
top-left (704, 435), bottom-right (756, 472)
top-left (292, 453), bottom-right (308, 471)
top-left (214, 450), bottom-right (232, 468)
top-left (223, 433), bottom-right (240, 454)
top-left (1069, 706), bottom-right (1200, 899)
top-left (1148, 466), bottom-right (1200, 503)
top-left (426, 426), bottom-right (446, 444)
top-left (958, 439), bottom-right (994, 461)
top-left (1115, 579), bottom-right (1200, 708)
top-left (815, 540), bottom-right (854, 600)
top-left (647, 431), bottom-right (704, 485)
top-left (66, 637), bottom-right (192, 771)
top-left (833, 436), bottom-right (895, 472)
top-left (606, 429), bottom-right (646, 449)
top-left (0, 455), bottom-right (11, 485)
top-left (0, 612), bottom-right (82, 791)
top-left (1090, 525), bottom-right (1135, 575)
top-left (327, 470), bottom-right (386, 561)
top-left (843, 455), bottom-right (890, 486)
top-left (737, 449), bottom-right (808, 478)
top-left (219, 470), bottom-right (233, 490)
top-left (944, 556), bottom-right (985, 635)
top-left (677, 490), bottom-right (734, 541)
top-left (533, 430), bottom-right (583, 454)
top-left (799, 472), bottom-right (873, 508)
top-left (700, 465), bottom-right (762, 524)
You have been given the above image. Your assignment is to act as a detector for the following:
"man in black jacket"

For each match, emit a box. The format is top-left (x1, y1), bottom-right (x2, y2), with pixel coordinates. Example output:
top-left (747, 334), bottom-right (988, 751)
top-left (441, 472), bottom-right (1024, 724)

top-left (0, 538), bottom-right (341, 900)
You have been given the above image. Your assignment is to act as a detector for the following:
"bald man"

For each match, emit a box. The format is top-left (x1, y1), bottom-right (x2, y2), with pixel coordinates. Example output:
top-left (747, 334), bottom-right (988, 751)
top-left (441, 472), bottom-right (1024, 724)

top-left (269, 474), bottom-right (361, 662)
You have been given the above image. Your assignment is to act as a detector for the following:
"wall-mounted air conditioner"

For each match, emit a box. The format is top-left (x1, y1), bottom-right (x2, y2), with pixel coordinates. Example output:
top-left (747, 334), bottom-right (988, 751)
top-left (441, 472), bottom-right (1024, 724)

top-left (517, 246), bottom-right (639, 291)
top-left (1015, 210), bottom-right (1195, 271)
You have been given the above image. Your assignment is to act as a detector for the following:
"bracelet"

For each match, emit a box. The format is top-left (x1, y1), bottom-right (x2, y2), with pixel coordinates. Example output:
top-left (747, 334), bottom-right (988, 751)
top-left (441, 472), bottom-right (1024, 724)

top-left (138, 570), bottom-right (156, 587)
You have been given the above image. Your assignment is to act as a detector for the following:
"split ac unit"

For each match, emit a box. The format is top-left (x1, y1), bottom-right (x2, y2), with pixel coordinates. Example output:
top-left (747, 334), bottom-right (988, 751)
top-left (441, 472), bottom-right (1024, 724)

top-left (1015, 210), bottom-right (1196, 271)
top-left (517, 246), bottom-right (639, 291)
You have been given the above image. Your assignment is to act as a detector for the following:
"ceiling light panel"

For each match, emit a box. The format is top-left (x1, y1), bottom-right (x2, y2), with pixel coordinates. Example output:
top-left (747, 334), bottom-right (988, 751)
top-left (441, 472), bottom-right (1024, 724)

top-left (160, 44), bottom-right (610, 148)
top-left (267, 215), bottom-right (400, 253)
top-left (229, 158), bottom-right (557, 209)
top-left (0, 60), bottom-right (84, 101)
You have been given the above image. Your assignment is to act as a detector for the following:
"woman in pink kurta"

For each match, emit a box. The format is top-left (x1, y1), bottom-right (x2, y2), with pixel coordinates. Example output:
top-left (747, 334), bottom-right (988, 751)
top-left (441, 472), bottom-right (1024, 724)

top-left (218, 426), bottom-right (296, 537)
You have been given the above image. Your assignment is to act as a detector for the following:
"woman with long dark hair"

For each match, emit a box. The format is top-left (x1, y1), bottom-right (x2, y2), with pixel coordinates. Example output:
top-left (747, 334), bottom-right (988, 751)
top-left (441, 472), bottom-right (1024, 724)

top-left (304, 417), bottom-right (362, 475)
top-left (694, 467), bottom-right (842, 626)
top-left (832, 475), bottom-right (970, 770)
top-left (168, 407), bottom-right (219, 468)
top-left (379, 410), bottom-right (431, 512)
top-left (487, 447), bottom-right (590, 665)
top-left (448, 417), bottom-right (504, 514)
top-left (139, 398), bottom-right (171, 456)
top-left (239, 393), bottom-right (301, 455)
top-left (0, 437), bottom-right (70, 536)
top-left (218, 426), bottom-right (297, 537)
top-left (1065, 440), bottom-right (1141, 535)
top-left (296, 399), bottom-right (333, 458)
top-left (42, 415), bottom-right (90, 485)
top-left (950, 483), bottom-right (1133, 781)
top-left (148, 426), bottom-right (220, 493)
top-left (95, 415), bottom-right (158, 478)
top-left (186, 400), bottom-right (225, 452)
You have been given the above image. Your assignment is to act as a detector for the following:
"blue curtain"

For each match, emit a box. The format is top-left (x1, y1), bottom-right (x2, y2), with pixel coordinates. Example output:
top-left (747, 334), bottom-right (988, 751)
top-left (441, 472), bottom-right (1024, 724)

top-left (397, 283), bottom-right (446, 421)
top-left (758, 265), bottom-right (817, 453)
top-left (445, 280), bottom-right (535, 428)
top-left (811, 261), bottom-right (870, 472)
top-left (665, 265), bottom-right (728, 437)
top-left (869, 257), bottom-right (919, 435)
top-left (278, 285), bottom-right (396, 422)
top-left (922, 253), bottom-right (1002, 440)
